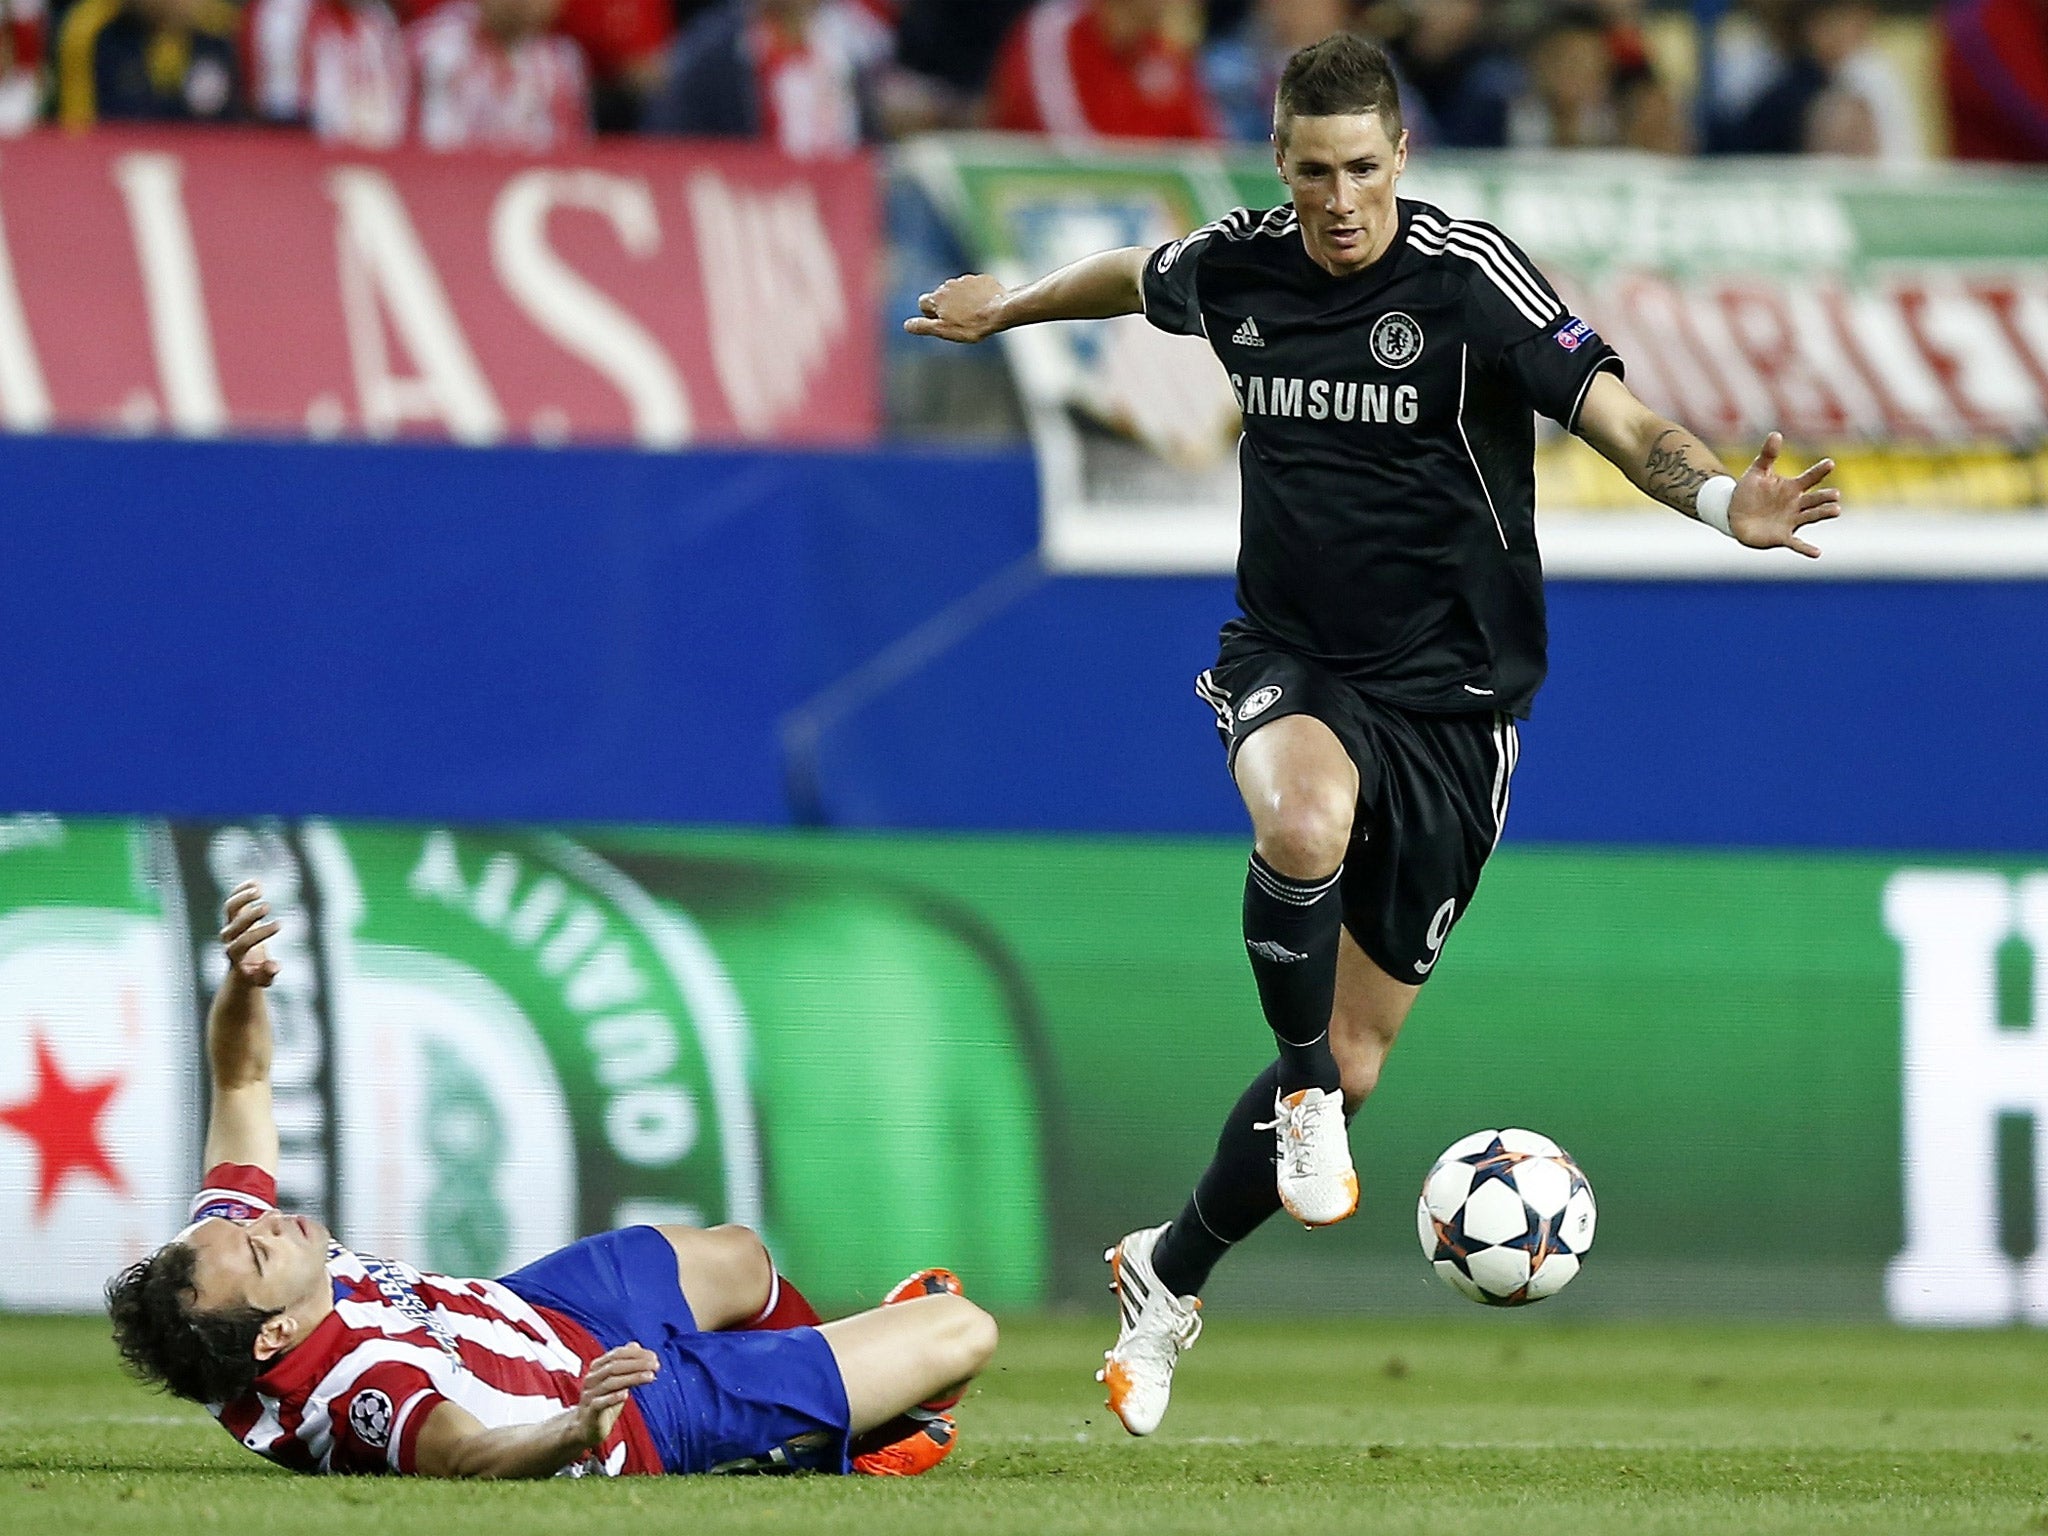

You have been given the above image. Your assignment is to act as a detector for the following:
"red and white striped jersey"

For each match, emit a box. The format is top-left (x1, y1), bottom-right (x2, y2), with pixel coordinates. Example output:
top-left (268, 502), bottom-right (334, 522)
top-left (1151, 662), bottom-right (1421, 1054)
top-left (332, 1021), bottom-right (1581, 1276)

top-left (987, 0), bottom-right (1216, 143)
top-left (191, 1164), bottom-right (659, 1477)
top-left (408, 0), bottom-right (590, 152)
top-left (245, 0), bottom-right (411, 148)
top-left (748, 0), bottom-right (890, 159)
top-left (0, 0), bottom-right (44, 138)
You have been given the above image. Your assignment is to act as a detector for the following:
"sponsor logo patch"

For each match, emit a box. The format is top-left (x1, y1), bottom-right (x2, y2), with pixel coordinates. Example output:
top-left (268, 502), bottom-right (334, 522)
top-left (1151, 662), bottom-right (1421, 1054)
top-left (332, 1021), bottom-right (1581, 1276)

top-left (1231, 316), bottom-right (1265, 349)
top-left (1237, 685), bottom-right (1283, 722)
top-left (1369, 312), bottom-right (1423, 369)
top-left (349, 1389), bottom-right (394, 1449)
top-left (1554, 317), bottom-right (1596, 353)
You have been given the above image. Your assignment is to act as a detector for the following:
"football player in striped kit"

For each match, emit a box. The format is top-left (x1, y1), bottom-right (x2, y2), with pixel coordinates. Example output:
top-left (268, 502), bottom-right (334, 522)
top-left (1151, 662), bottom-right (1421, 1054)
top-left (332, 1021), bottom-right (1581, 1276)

top-left (106, 881), bottom-right (993, 1479)
top-left (909, 31), bottom-right (1841, 1436)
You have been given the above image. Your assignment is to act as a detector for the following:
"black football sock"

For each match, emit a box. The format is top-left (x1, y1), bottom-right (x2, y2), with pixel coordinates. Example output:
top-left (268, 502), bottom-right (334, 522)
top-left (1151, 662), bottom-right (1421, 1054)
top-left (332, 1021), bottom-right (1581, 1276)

top-left (1243, 852), bottom-right (1344, 1095)
top-left (1151, 1064), bottom-right (1287, 1297)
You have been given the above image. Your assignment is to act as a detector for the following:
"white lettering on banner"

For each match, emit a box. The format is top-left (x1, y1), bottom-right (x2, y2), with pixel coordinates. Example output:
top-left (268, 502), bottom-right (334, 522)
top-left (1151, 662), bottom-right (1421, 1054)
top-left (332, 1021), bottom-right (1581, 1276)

top-left (686, 171), bottom-right (845, 438)
top-left (1591, 271), bottom-right (2048, 444)
top-left (1884, 871), bottom-right (2048, 1325)
top-left (407, 832), bottom-right (703, 1179)
top-left (1480, 179), bottom-right (1857, 270)
top-left (328, 167), bottom-right (504, 444)
top-left (112, 154), bottom-right (226, 436)
top-left (1902, 279), bottom-right (2038, 439)
top-left (0, 163), bottom-right (51, 431)
top-left (490, 170), bottom-right (692, 448)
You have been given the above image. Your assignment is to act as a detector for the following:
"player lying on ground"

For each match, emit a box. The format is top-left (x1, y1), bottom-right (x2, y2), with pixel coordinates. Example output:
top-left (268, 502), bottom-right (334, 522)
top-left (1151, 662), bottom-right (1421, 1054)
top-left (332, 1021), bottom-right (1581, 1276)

top-left (106, 882), bottom-right (996, 1478)
top-left (908, 33), bottom-right (1839, 1435)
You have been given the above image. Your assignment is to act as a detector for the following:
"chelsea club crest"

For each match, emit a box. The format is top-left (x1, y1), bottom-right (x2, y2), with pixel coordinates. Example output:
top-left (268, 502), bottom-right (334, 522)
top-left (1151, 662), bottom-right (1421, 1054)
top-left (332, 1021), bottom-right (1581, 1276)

top-left (1370, 312), bottom-right (1423, 370)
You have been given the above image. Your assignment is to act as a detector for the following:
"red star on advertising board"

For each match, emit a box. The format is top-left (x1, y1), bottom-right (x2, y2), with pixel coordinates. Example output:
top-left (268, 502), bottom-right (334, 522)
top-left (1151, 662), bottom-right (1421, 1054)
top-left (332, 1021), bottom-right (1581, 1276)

top-left (0, 1027), bottom-right (128, 1219)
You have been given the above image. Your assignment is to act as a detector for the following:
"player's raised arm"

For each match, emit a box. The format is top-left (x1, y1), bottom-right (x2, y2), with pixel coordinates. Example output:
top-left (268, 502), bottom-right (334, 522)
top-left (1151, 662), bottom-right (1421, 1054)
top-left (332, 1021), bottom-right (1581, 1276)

top-left (1573, 371), bottom-right (1842, 558)
top-left (904, 246), bottom-right (1148, 344)
top-left (200, 881), bottom-right (283, 1175)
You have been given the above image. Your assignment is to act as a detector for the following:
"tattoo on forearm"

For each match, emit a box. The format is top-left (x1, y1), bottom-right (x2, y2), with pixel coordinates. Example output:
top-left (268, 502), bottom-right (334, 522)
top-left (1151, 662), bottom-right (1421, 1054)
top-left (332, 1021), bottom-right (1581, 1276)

top-left (1643, 428), bottom-right (1714, 514)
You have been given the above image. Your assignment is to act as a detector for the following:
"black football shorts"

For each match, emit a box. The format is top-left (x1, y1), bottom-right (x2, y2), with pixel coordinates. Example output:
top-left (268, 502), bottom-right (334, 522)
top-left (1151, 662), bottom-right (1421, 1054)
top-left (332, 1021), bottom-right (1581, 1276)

top-left (1195, 638), bottom-right (1520, 985)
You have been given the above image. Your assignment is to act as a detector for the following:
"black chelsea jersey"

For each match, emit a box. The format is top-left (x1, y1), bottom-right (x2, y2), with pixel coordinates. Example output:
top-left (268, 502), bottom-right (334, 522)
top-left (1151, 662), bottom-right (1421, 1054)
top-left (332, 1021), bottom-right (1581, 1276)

top-left (1142, 198), bottom-right (1623, 718)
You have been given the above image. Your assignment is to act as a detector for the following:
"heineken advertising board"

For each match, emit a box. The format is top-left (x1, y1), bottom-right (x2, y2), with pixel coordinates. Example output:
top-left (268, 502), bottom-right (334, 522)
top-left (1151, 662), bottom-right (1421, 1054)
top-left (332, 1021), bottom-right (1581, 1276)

top-left (0, 813), bottom-right (2041, 1324)
top-left (901, 136), bottom-right (2048, 577)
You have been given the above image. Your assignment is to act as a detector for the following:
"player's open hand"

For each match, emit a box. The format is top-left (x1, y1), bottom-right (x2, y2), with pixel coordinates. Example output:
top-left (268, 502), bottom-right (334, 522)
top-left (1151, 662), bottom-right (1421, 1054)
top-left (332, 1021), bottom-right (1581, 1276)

top-left (220, 882), bottom-right (281, 988)
top-left (573, 1344), bottom-right (660, 1449)
top-left (1730, 432), bottom-right (1841, 559)
top-left (904, 274), bottom-right (1008, 344)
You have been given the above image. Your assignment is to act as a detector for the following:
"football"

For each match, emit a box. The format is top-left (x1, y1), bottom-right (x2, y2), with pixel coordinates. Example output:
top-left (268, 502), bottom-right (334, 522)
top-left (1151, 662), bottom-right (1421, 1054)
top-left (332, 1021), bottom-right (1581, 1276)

top-left (1416, 1128), bottom-right (1596, 1306)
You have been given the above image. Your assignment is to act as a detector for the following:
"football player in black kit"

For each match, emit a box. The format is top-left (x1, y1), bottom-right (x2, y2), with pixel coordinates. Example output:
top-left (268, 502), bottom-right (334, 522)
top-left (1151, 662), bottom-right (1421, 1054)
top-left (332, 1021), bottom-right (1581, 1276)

top-left (907, 33), bottom-right (1841, 1435)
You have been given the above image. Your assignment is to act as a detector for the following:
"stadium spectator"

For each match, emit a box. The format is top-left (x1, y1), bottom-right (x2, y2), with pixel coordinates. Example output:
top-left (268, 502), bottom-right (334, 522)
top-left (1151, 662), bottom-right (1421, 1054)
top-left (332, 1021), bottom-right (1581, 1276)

top-left (1705, 0), bottom-right (1915, 157)
top-left (0, 0), bottom-right (42, 134)
top-left (1943, 0), bottom-right (2048, 162)
top-left (1504, 2), bottom-right (1682, 152)
top-left (1385, 0), bottom-right (1516, 147)
top-left (646, 0), bottom-right (890, 157)
top-left (984, 0), bottom-right (1218, 141)
top-left (552, 0), bottom-right (673, 129)
top-left (1205, 0), bottom-right (1357, 142)
top-left (244, 0), bottom-right (410, 147)
top-left (409, 0), bottom-right (591, 150)
top-left (891, 0), bottom-right (1033, 112)
top-left (1587, 0), bottom-right (1688, 152)
top-left (58, 0), bottom-right (243, 126)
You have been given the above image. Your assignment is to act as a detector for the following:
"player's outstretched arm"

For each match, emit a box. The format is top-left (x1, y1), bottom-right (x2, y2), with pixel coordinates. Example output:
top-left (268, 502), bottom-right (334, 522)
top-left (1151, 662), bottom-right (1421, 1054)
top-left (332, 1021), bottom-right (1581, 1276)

top-left (1574, 371), bottom-right (1842, 558)
top-left (201, 881), bottom-right (282, 1175)
top-left (904, 246), bottom-right (1148, 344)
top-left (412, 1346), bottom-right (660, 1478)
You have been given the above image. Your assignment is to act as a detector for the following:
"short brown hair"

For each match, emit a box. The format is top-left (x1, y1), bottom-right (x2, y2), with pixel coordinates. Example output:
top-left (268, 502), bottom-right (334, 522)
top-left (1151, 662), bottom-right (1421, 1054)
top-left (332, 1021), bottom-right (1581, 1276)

top-left (106, 1242), bottom-right (279, 1404)
top-left (1273, 33), bottom-right (1403, 147)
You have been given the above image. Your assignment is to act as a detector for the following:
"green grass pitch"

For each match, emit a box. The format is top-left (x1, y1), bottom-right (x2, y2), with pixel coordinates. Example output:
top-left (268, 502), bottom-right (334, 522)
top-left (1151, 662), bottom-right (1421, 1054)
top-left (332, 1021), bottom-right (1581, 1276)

top-left (5, 1312), bottom-right (2048, 1534)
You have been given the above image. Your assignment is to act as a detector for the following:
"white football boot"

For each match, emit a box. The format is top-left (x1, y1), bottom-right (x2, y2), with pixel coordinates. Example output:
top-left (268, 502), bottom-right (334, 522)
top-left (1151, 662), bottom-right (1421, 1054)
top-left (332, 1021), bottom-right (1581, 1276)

top-left (1097, 1223), bottom-right (1202, 1436)
top-left (1264, 1086), bottom-right (1359, 1227)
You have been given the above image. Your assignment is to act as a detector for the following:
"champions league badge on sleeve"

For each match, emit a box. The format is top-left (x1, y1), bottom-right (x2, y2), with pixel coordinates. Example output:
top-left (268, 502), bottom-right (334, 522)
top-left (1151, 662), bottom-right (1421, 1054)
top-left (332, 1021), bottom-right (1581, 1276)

top-left (1554, 317), bottom-right (1597, 353)
top-left (1369, 312), bottom-right (1423, 370)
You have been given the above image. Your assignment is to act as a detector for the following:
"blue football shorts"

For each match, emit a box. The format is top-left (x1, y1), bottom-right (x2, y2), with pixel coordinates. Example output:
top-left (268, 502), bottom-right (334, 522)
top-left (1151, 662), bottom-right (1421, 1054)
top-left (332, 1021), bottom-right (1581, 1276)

top-left (499, 1225), bottom-right (852, 1474)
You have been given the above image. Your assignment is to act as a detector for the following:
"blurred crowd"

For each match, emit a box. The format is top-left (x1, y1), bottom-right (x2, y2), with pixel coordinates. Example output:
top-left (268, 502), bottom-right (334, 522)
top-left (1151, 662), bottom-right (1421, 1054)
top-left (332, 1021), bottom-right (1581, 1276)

top-left (0, 0), bottom-right (2042, 162)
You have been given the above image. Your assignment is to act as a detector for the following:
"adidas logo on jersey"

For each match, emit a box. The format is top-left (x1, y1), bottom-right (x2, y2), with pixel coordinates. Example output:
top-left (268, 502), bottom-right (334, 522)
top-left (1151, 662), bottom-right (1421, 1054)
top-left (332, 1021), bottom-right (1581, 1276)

top-left (1231, 316), bottom-right (1265, 348)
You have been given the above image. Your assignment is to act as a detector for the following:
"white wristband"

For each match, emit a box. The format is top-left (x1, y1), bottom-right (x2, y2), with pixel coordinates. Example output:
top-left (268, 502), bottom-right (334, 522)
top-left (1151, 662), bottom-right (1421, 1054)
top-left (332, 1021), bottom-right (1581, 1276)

top-left (1695, 475), bottom-right (1737, 538)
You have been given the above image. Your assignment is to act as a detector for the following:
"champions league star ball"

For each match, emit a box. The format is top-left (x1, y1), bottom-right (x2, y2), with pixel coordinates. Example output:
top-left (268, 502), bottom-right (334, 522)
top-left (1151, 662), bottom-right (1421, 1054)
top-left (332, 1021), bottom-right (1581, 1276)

top-left (1416, 1129), bottom-right (1596, 1305)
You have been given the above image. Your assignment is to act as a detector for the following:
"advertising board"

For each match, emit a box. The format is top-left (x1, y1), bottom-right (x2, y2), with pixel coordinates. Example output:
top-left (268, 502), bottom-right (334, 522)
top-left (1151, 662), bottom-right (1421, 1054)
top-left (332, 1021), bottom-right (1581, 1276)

top-left (2, 815), bottom-right (2040, 1322)
top-left (0, 131), bottom-right (877, 447)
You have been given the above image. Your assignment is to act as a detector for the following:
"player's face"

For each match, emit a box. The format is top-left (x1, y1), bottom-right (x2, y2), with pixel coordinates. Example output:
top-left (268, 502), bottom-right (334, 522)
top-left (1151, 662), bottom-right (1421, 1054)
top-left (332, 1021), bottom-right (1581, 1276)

top-left (1276, 113), bottom-right (1408, 277)
top-left (184, 1210), bottom-right (332, 1334)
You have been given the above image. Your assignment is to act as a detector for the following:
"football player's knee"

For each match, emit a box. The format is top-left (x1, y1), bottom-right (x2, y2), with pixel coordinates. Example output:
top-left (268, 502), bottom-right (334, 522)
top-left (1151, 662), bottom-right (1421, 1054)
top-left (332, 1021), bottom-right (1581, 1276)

top-left (935, 1296), bottom-right (998, 1379)
top-left (954, 1301), bottom-right (999, 1377)
top-left (1256, 789), bottom-right (1353, 877)
top-left (708, 1224), bottom-right (773, 1286)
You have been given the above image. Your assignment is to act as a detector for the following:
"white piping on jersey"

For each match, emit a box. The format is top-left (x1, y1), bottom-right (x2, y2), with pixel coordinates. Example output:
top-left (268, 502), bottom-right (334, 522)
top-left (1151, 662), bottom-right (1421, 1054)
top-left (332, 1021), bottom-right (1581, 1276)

top-left (1406, 211), bottom-right (1558, 322)
top-left (1155, 205), bottom-right (1297, 275)
top-left (1456, 344), bottom-right (1509, 550)
top-left (1194, 670), bottom-right (1233, 732)
top-left (1026, 0), bottom-right (1090, 138)
top-left (1406, 212), bottom-right (1560, 329)
top-left (1489, 716), bottom-right (1520, 850)
top-left (1566, 354), bottom-right (1617, 434)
